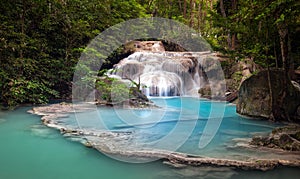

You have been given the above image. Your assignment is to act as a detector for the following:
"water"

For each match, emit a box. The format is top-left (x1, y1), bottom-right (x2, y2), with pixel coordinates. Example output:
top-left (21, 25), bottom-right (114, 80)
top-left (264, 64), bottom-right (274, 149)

top-left (110, 52), bottom-right (214, 96)
top-left (0, 99), bottom-right (299, 179)
top-left (0, 107), bottom-right (168, 179)
top-left (71, 97), bottom-right (284, 160)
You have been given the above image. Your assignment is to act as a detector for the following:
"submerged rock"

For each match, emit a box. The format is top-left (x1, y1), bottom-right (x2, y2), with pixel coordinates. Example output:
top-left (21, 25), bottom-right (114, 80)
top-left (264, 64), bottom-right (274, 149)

top-left (29, 124), bottom-right (59, 139)
top-left (250, 125), bottom-right (300, 151)
top-left (0, 118), bottom-right (6, 124)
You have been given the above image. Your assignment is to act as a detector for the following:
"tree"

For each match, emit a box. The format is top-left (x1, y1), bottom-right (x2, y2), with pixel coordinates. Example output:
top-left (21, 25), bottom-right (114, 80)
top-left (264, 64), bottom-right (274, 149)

top-left (0, 0), bottom-right (148, 107)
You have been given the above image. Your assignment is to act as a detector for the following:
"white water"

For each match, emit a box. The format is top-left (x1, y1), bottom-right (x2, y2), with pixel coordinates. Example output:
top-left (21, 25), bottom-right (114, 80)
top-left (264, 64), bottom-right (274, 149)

top-left (110, 51), bottom-right (213, 96)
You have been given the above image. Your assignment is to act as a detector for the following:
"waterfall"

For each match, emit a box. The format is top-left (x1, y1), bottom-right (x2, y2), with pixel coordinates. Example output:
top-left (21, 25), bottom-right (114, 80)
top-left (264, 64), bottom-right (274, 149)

top-left (109, 51), bottom-right (212, 97)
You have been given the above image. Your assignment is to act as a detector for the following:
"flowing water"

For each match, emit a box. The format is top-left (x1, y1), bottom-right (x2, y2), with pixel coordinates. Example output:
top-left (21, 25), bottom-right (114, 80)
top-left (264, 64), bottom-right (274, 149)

top-left (109, 51), bottom-right (217, 96)
top-left (1, 99), bottom-right (300, 179)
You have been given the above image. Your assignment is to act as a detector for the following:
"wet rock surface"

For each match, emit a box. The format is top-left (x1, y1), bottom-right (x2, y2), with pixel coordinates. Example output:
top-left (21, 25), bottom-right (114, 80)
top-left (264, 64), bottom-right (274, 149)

top-left (250, 125), bottom-right (300, 151)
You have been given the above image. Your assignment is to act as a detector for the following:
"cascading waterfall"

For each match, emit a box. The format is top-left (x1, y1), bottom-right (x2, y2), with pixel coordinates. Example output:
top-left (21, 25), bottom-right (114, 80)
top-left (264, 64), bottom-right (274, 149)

top-left (109, 51), bottom-right (212, 97)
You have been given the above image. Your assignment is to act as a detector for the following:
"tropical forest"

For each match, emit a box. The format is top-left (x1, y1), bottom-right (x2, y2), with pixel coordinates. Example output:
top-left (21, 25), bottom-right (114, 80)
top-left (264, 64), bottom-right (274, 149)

top-left (0, 0), bottom-right (300, 179)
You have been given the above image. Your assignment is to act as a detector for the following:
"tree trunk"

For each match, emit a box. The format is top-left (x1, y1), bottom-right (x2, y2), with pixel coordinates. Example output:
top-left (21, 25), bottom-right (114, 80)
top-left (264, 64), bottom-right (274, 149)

top-left (288, 34), bottom-right (295, 79)
top-left (267, 65), bottom-right (275, 121)
top-left (231, 33), bottom-right (236, 50)
top-left (278, 23), bottom-right (289, 77)
top-left (274, 40), bottom-right (278, 68)
top-left (148, 0), bottom-right (154, 15)
top-left (197, 0), bottom-right (202, 34)
top-left (230, 0), bottom-right (238, 50)
top-left (277, 22), bottom-right (291, 121)
top-left (220, 0), bottom-right (231, 49)
top-left (189, 0), bottom-right (195, 28)
top-left (209, 0), bottom-right (213, 29)
top-left (202, 0), bottom-right (206, 31)
top-left (183, 0), bottom-right (187, 18)
top-left (178, 0), bottom-right (182, 12)
top-left (219, 0), bottom-right (226, 18)
top-left (168, 0), bottom-right (173, 19)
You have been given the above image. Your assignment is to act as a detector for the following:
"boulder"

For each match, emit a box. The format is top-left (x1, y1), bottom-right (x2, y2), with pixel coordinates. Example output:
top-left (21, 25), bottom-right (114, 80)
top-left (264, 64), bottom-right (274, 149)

top-left (237, 69), bottom-right (300, 122)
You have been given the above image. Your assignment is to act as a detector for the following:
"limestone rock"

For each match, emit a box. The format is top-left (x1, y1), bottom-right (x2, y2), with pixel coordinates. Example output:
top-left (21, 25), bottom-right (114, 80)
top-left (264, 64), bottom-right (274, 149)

top-left (237, 69), bottom-right (300, 122)
top-left (125, 41), bottom-right (165, 52)
top-left (221, 57), bottom-right (262, 93)
top-left (250, 125), bottom-right (300, 151)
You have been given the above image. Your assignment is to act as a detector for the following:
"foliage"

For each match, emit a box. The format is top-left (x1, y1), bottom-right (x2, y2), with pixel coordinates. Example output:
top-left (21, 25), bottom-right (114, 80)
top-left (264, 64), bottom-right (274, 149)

top-left (210, 0), bottom-right (300, 70)
top-left (2, 78), bottom-right (58, 107)
top-left (0, 0), bottom-right (148, 107)
top-left (95, 77), bottom-right (133, 103)
top-left (0, 0), bottom-right (299, 108)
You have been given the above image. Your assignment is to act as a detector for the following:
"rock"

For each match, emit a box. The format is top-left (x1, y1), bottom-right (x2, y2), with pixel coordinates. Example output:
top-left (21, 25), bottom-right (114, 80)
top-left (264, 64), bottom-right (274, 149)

top-left (198, 85), bottom-right (211, 98)
top-left (278, 134), bottom-right (294, 150)
top-left (198, 56), bottom-right (262, 100)
top-left (237, 69), bottom-right (300, 122)
top-left (125, 41), bottom-right (165, 52)
top-left (250, 136), bottom-right (269, 146)
top-left (250, 125), bottom-right (300, 151)
top-left (84, 141), bottom-right (93, 148)
top-left (221, 57), bottom-right (262, 93)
